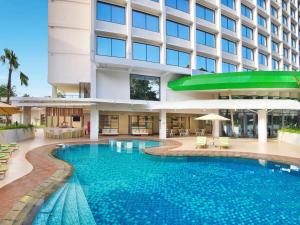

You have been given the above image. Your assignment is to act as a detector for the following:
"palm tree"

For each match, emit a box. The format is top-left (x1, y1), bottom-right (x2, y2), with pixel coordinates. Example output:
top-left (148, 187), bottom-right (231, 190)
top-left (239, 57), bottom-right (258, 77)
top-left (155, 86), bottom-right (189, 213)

top-left (0, 48), bottom-right (29, 104)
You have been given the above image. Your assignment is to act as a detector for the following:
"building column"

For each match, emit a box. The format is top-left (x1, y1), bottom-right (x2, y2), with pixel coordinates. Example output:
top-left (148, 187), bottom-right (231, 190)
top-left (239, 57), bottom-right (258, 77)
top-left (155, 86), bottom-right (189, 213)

top-left (257, 109), bottom-right (267, 143)
top-left (22, 106), bottom-right (32, 125)
top-left (90, 106), bottom-right (99, 140)
top-left (52, 86), bottom-right (57, 98)
top-left (213, 120), bottom-right (220, 138)
top-left (159, 110), bottom-right (167, 139)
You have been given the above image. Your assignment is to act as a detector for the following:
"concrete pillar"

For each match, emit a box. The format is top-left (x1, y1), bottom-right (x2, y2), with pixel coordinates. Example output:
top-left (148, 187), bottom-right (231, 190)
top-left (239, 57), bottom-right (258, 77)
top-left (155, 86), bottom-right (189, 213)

top-left (22, 106), bottom-right (32, 125)
top-left (126, 0), bottom-right (132, 60)
top-left (159, 110), bottom-right (167, 139)
top-left (213, 120), bottom-right (220, 138)
top-left (258, 109), bottom-right (267, 143)
top-left (52, 86), bottom-right (57, 98)
top-left (90, 106), bottom-right (99, 140)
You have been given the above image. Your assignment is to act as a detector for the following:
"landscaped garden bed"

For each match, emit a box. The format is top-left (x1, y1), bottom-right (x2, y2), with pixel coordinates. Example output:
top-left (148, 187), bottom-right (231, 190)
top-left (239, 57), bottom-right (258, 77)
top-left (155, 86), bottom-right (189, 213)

top-left (0, 124), bottom-right (35, 144)
top-left (278, 128), bottom-right (300, 146)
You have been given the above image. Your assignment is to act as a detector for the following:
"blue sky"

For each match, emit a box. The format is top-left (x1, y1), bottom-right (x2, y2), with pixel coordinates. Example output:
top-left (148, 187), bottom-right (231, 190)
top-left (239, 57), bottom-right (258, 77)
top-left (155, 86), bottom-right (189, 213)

top-left (0, 0), bottom-right (50, 97)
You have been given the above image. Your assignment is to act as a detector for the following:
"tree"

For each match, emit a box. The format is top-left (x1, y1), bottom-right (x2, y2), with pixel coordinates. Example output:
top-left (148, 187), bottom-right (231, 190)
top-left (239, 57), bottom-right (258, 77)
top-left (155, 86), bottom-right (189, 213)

top-left (0, 48), bottom-right (29, 103)
top-left (0, 84), bottom-right (16, 98)
top-left (57, 91), bottom-right (65, 98)
top-left (23, 93), bottom-right (30, 97)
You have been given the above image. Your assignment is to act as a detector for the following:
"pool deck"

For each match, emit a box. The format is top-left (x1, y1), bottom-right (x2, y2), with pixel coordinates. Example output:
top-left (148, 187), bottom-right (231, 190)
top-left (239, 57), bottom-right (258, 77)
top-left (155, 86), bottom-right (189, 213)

top-left (0, 130), bottom-right (299, 224)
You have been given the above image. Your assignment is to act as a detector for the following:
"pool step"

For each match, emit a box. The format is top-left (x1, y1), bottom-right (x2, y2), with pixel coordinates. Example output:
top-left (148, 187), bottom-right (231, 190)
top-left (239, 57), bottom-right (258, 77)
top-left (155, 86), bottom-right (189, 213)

top-left (32, 174), bottom-right (96, 225)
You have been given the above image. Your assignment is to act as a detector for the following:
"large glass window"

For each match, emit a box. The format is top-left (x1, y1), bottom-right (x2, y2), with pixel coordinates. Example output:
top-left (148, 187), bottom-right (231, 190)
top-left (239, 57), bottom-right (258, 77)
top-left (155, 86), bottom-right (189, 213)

top-left (96, 36), bottom-right (125, 58)
top-left (222, 62), bottom-right (237, 72)
top-left (272, 58), bottom-right (279, 70)
top-left (196, 30), bottom-right (215, 48)
top-left (258, 33), bottom-right (267, 46)
top-left (283, 47), bottom-right (289, 58)
top-left (271, 23), bottom-right (278, 35)
top-left (257, 0), bottom-right (266, 9)
top-left (259, 53), bottom-right (268, 66)
top-left (166, 49), bottom-right (190, 68)
top-left (221, 15), bottom-right (236, 32)
top-left (166, 20), bottom-right (190, 40)
top-left (272, 41), bottom-right (279, 53)
top-left (196, 56), bottom-right (216, 72)
top-left (133, 43), bottom-right (160, 63)
top-left (271, 6), bottom-right (278, 18)
top-left (283, 32), bottom-right (288, 42)
top-left (196, 4), bottom-right (214, 23)
top-left (242, 46), bottom-right (253, 60)
top-left (165, 0), bottom-right (189, 13)
top-left (97, 2), bottom-right (125, 25)
top-left (221, 0), bottom-right (235, 9)
top-left (222, 38), bottom-right (236, 54)
top-left (241, 4), bottom-right (252, 19)
top-left (282, 15), bottom-right (288, 26)
top-left (242, 25), bottom-right (253, 40)
top-left (258, 14), bottom-right (267, 28)
top-left (132, 11), bottom-right (159, 32)
top-left (130, 74), bottom-right (160, 101)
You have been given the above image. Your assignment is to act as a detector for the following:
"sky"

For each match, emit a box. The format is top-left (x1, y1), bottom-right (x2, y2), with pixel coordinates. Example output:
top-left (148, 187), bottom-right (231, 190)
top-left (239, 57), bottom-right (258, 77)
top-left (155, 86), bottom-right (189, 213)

top-left (0, 0), bottom-right (50, 97)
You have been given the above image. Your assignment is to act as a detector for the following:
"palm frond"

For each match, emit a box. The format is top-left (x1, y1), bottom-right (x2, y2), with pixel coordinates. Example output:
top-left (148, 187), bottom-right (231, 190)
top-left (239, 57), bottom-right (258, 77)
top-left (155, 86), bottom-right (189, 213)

top-left (20, 72), bottom-right (29, 86)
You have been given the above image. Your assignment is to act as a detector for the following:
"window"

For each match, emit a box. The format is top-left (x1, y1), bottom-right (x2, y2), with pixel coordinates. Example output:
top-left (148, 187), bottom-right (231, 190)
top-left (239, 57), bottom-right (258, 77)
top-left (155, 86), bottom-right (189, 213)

top-left (96, 36), bottom-right (125, 58)
top-left (133, 43), bottom-right (160, 63)
top-left (259, 53), bottom-right (268, 66)
top-left (197, 56), bottom-right (216, 72)
top-left (241, 4), bottom-right (252, 19)
top-left (282, 1), bottom-right (287, 10)
top-left (284, 64), bottom-right (289, 71)
top-left (272, 41), bottom-right (279, 53)
top-left (258, 33), bottom-right (267, 47)
top-left (243, 67), bottom-right (254, 71)
top-left (271, 6), bottom-right (278, 18)
top-left (271, 23), bottom-right (278, 35)
top-left (132, 11), bottom-right (159, 32)
top-left (258, 14), bottom-right (267, 28)
top-left (291, 9), bottom-right (296, 19)
top-left (282, 15), bottom-right (288, 26)
top-left (130, 74), bottom-right (160, 101)
top-left (257, 0), bottom-right (266, 9)
top-left (222, 62), bottom-right (237, 72)
top-left (292, 53), bottom-right (297, 63)
top-left (242, 46), bottom-right (253, 60)
top-left (283, 47), bottom-right (289, 58)
top-left (166, 49), bottom-right (190, 68)
top-left (196, 30), bottom-right (215, 48)
top-left (291, 23), bottom-right (296, 33)
top-left (165, 0), bottom-right (189, 13)
top-left (196, 4), bottom-right (214, 23)
top-left (222, 38), bottom-right (236, 54)
top-left (272, 59), bottom-right (279, 70)
top-left (221, 0), bottom-right (235, 9)
top-left (97, 2), bottom-right (125, 25)
top-left (221, 15), bottom-right (236, 32)
top-left (166, 20), bottom-right (190, 40)
top-left (242, 25), bottom-right (253, 39)
top-left (291, 38), bottom-right (296, 48)
top-left (283, 32), bottom-right (288, 42)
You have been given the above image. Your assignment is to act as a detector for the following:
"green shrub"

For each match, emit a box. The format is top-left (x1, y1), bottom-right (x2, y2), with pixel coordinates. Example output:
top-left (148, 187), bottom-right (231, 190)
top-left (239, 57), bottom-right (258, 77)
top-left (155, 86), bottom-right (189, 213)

top-left (279, 128), bottom-right (300, 134)
top-left (0, 124), bottom-right (34, 131)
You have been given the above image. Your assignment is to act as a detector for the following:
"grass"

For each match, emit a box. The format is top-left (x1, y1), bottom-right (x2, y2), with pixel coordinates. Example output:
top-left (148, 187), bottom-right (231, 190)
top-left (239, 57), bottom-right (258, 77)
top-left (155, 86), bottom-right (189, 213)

top-left (0, 124), bottom-right (34, 131)
top-left (279, 128), bottom-right (300, 134)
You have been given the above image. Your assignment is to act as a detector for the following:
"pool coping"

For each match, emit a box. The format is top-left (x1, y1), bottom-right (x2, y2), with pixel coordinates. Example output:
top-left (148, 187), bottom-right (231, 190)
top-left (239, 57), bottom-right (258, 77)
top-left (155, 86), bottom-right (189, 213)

top-left (1, 137), bottom-right (300, 225)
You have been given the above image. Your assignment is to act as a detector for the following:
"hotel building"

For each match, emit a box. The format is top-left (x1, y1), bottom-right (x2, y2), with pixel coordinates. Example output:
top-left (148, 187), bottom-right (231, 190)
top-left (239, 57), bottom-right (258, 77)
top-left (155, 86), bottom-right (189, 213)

top-left (13, 0), bottom-right (300, 142)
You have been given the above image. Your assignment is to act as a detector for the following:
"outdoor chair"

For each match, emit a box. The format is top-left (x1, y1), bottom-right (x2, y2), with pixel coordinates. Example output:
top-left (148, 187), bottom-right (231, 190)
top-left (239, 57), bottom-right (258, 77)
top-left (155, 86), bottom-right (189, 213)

top-left (196, 137), bottom-right (207, 149)
top-left (219, 137), bottom-right (230, 149)
top-left (0, 163), bottom-right (8, 180)
top-left (0, 153), bottom-right (10, 163)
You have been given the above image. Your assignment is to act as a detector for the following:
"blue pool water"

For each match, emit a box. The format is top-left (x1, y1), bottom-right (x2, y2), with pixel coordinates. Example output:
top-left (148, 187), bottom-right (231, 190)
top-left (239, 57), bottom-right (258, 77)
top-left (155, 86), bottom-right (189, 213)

top-left (33, 140), bottom-right (300, 225)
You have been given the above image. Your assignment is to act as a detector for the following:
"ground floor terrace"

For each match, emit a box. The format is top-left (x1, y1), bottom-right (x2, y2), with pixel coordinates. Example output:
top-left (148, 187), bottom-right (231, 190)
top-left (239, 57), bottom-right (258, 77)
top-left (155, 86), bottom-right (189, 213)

top-left (1, 129), bottom-right (300, 223)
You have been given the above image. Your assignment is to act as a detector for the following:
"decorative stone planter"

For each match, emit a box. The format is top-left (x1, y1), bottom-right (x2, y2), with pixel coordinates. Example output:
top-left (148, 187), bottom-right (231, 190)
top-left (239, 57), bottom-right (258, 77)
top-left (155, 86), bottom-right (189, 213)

top-left (0, 128), bottom-right (35, 144)
top-left (278, 131), bottom-right (300, 146)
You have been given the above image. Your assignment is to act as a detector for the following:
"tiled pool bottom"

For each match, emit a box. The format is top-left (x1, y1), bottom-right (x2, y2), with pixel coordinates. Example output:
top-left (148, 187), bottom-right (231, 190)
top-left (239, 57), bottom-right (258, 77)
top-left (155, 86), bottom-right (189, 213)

top-left (33, 141), bottom-right (300, 225)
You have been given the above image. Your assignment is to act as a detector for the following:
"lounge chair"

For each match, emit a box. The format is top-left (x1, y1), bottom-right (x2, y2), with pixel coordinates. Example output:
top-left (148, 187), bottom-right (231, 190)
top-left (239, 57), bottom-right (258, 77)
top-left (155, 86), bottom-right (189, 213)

top-left (0, 147), bottom-right (13, 156)
top-left (0, 153), bottom-right (10, 163)
top-left (196, 137), bottom-right (207, 149)
top-left (1, 143), bottom-right (19, 151)
top-left (0, 163), bottom-right (8, 179)
top-left (219, 137), bottom-right (230, 149)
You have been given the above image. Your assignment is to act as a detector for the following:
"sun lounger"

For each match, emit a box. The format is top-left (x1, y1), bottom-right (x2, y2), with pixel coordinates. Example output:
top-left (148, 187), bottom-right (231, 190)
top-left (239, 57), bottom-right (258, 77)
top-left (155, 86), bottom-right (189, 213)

top-left (0, 163), bottom-right (8, 179)
top-left (219, 137), bottom-right (230, 149)
top-left (0, 153), bottom-right (10, 163)
top-left (1, 143), bottom-right (19, 151)
top-left (196, 137), bottom-right (207, 148)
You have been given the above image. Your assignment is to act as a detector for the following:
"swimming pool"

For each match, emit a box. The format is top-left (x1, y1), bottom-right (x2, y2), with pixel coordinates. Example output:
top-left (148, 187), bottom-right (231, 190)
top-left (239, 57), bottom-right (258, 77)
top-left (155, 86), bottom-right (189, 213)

top-left (33, 140), bottom-right (300, 225)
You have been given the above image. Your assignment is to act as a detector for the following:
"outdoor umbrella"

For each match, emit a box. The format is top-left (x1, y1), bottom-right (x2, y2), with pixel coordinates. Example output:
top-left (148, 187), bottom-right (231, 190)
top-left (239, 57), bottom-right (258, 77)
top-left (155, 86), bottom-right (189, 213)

top-left (195, 114), bottom-right (230, 145)
top-left (0, 102), bottom-right (21, 115)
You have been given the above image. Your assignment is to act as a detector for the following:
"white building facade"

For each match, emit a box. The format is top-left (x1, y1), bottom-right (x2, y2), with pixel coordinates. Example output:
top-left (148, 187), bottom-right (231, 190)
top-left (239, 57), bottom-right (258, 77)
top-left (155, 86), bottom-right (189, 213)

top-left (30, 0), bottom-right (300, 142)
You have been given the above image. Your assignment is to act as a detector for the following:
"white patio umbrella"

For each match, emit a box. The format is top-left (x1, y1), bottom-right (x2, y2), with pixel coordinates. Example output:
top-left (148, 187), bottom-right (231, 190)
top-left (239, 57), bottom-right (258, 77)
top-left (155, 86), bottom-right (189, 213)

top-left (195, 114), bottom-right (230, 145)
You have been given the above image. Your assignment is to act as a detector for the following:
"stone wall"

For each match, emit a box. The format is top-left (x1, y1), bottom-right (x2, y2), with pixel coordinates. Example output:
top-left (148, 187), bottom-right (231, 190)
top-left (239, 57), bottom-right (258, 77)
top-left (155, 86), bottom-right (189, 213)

top-left (0, 128), bottom-right (35, 144)
top-left (278, 131), bottom-right (300, 146)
